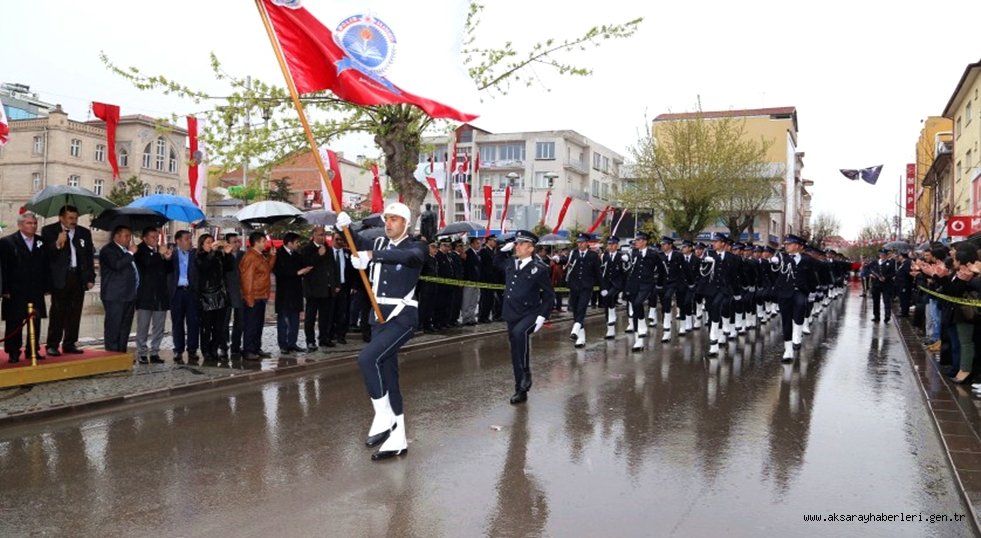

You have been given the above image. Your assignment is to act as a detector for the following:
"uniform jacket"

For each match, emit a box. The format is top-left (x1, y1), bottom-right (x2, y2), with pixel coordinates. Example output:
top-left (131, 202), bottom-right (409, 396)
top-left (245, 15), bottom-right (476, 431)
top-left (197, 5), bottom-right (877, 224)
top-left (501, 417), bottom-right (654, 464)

top-left (624, 248), bottom-right (662, 295)
top-left (99, 242), bottom-right (138, 304)
top-left (435, 250), bottom-right (454, 280)
top-left (769, 252), bottom-right (818, 299)
top-left (350, 229), bottom-right (427, 325)
top-left (702, 250), bottom-right (743, 297)
top-left (658, 249), bottom-right (692, 288)
top-left (301, 241), bottom-right (339, 299)
top-left (134, 242), bottom-right (172, 311)
top-left (240, 249), bottom-right (276, 305)
top-left (895, 259), bottom-right (912, 289)
top-left (41, 222), bottom-right (95, 290)
top-left (463, 247), bottom-right (481, 281)
top-left (869, 258), bottom-right (897, 291)
top-left (495, 251), bottom-right (555, 322)
top-left (273, 247), bottom-right (306, 313)
top-left (0, 232), bottom-right (50, 320)
top-left (565, 248), bottom-right (602, 291)
top-left (601, 250), bottom-right (627, 291)
top-left (449, 251), bottom-right (464, 280)
top-left (682, 252), bottom-right (700, 288)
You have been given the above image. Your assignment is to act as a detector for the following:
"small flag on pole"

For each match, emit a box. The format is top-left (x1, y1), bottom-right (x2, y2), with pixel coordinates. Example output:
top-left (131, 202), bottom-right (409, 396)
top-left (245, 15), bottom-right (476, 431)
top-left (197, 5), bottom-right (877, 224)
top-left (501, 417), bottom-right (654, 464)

top-left (860, 165), bottom-right (882, 185)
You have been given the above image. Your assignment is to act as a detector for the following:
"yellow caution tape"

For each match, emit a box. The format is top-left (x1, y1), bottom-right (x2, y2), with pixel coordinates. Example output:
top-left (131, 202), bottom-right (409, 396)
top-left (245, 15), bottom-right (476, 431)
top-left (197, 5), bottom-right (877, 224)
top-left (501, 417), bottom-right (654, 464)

top-left (917, 286), bottom-right (981, 307)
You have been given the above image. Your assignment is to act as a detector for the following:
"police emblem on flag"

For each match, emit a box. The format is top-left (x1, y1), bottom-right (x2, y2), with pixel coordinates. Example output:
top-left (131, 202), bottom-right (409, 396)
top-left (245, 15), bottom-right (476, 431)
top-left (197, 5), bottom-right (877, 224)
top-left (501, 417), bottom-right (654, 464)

top-left (271, 0), bottom-right (302, 8)
top-left (334, 14), bottom-right (397, 75)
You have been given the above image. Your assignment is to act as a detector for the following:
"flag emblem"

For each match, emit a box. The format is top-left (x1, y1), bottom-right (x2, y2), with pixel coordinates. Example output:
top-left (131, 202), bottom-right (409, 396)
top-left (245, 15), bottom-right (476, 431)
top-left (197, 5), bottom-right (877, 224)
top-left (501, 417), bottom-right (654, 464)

top-left (335, 14), bottom-right (397, 75)
top-left (271, 0), bottom-right (301, 8)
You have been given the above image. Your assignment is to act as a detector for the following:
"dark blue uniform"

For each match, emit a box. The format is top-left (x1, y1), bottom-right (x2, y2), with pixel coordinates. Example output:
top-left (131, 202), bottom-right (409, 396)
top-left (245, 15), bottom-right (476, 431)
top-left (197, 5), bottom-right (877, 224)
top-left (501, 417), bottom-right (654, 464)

top-left (869, 255), bottom-right (896, 322)
top-left (565, 247), bottom-right (601, 325)
top-left (600, 249), bottom-right (627, 309)
top-left (495, 249), bottom-right (555, 398)
top-left (624, 248), bottom-right (663, 330)
top-left (770, 251), bottom-right (818, 342)
top-left (658, 248), bottom-right (692, 323)
top-left (350, 229), bottom-right (427, 417)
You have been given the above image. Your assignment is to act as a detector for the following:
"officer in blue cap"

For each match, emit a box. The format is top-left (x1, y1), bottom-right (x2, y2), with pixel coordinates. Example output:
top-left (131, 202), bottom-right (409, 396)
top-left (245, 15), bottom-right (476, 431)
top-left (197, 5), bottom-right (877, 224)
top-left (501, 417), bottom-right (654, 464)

top-left (678, 239), bottom-right (699, 333)
top-left (657, 235), bottom-right (692, 342)
top-left (565, 232), bottom-right (601, 347)
top-left (701, 232), bottom-right (743, 356)
top-left (495, 230), bottom-right (555, 404)
top-left (869, 247), bottom-right (896, 323)
top-left (336, 203), bottom-right (428, 461)
top-left (623, 231), bottom-right (663, 351)
top-left (600, 235), bottom-right (626, 339)
top-left (692, 242), bottom-right (709, 327)
top-left (769, 233), bottom-right (818, 361)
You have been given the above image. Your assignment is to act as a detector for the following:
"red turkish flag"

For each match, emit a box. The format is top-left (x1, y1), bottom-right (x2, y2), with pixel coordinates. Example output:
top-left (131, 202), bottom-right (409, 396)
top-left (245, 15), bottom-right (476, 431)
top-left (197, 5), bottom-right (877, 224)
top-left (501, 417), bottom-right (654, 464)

top-left (500, 186), bottom-right (511, 233)
top-left (370, 164), bottom-right (383, 213)
top-left (483, 185), bottom-right (493, 237)
top-left (425, 176), bottom-right (445, 228)
top-left (0, 104), bottom-right (9, 146)
top-left (552, 196), bottom-right (573, 235)
top-left (586, 206), bottom-right (612, 234)
top-left (92, 102), bottom-right (120, 179)
top-left (261, 0), bottom-right (477, 122)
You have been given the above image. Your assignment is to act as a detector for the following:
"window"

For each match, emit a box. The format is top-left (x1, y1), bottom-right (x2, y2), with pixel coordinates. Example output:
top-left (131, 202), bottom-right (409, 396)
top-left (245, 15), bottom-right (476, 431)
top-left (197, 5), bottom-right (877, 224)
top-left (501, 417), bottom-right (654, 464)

top-left (500, 143), bottom-right (525, 162)
top-left (479, 145), bottom-right (495, 164)
top-left (155, 138), bottom-right (166, 171)
top-left (166, 187), bottom-right (177, 195)
top-left (32, 172), bottom-right (41, 192)
top-left (68, 175), bottom-right (80, 187)
top-left (32, 136), bottom-right (44, 154)
top-left (967, 101), bottom-right (973, 125)
top-left (418, 146), bottom-right (446, 163)
top-left (956, 117), bottom-right (962, 138)
top-left (142, 182), bottom-right (151, 197)
top-left (591, 179), bottom-right (600, 197)
top-left (531, 203), bottom-right (543, 223)
top-left (142, 143), bottom-right (153, 169)
top-left (118, 148), bottom-right (128, 168)
top-left (601, 183), bottom-right (610, 200)
top-left (602, 156), bottom-right (610, 172)
top-left (535, 142), bottom-right (555, 160)
top-left (593, 152), bottom-right (601, 170)
top-left (95, 144), bottom-right (106, 162)
top-left (168, 149), bottom-right (178, 174)
top-left (459, 129), bottom-right (473, 143)
top-left (533, 171), bottom-right (553, 189)
top-left (93, 179), bottom-right (104, 196)
top-left (154, 184), bottom-right (164, 195)
top-left (454, 203), bottom-right (465, 213)
top-left (70, 139), bottom-right (81, 158)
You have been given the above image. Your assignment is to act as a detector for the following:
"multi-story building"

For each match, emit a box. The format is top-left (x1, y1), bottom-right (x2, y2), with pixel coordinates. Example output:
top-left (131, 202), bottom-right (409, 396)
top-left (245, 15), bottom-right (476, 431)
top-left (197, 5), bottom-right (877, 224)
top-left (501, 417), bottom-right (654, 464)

top-left (0, 103), bottom-right (189, 240)
top-left (943, 59), bottom-right (981, 220)
top-left (0, 82), bottom-right (55, 120)
top-left (914, 117), bottom-right (954, 243)
top-left (652, 106), bottom-right (803, 244)
top-left (422, 124), bottom-right (625, 234)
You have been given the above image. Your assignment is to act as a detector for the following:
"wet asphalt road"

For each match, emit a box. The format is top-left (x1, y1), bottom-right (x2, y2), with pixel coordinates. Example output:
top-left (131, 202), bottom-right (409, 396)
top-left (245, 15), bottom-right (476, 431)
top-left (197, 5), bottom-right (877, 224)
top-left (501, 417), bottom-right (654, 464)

top-left (0, 288), bottom-right (975, 537)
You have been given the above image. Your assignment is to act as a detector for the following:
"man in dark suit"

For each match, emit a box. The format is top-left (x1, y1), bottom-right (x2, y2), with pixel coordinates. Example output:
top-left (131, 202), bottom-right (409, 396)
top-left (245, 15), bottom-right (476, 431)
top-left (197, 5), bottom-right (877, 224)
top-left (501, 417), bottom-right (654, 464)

top-left (221, 233), bottom-right (245, 357)
top-left (869, 248), bottom-right (897, 323)
top-left (330, 232), bottom-right (355, 345)
top-left (565, 233), bottom-right (601, 347)
top-left (895, 251), bottom-right (913, 317)
top-left (418, 242), bottom-right (439, 332)
top-left (0, 212), bottom-right (50, 363)
top-left (274, 232), bottom-right (312, 353)
top-left (679, 240), bottom-right (700, 333)
top-left (301, 227), bottom-right (339, 351)
top-left (657, 236), bottom-right (693, 342)
top-left (434, 239), bottom-right (454, 329)
top-left (494, 230), bottom-right (555, 404)
top-left (478, 235), bottom-right (500, 323)
top-left (461, 237), bottom-right (482, 325)
top-left (449, 240), bottom-right (465, 326)
top-left (769, 234), bottom-right (818, 361)
top-left (134, 227), bottom-right (173, 363)
top-left (41, 205), bottom-right (95, 356)
top-left (168, 230), bottom-right (200, 363)
top-left (599, 236), bottom-right (626, 339)
top-left (623, 232), bottom-right (663, 351)
top-left (99, 225), bottom-right (139, 353)
top-left (701, 233), bottom-right (743, 356)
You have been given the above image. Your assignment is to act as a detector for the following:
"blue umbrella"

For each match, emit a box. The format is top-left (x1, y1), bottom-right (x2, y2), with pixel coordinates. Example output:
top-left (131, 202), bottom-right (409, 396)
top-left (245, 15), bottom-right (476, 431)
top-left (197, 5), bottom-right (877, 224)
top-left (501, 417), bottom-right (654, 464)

top-left (128, 194), bottom-right (205, 223)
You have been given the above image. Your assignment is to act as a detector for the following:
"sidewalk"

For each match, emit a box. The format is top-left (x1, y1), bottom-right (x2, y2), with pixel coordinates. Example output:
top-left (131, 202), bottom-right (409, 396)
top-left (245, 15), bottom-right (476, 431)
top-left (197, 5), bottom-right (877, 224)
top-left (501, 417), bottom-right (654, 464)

top-left (0, 309), bottom-right (586, 425)
top-left (896, 314), bottom-right (981, 531)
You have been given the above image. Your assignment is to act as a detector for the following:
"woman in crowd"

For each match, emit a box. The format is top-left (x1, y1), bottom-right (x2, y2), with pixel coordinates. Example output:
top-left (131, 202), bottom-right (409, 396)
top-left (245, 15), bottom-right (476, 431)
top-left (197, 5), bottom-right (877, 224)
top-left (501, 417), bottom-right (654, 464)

top-left (196, 234), bottom-right (234, 361)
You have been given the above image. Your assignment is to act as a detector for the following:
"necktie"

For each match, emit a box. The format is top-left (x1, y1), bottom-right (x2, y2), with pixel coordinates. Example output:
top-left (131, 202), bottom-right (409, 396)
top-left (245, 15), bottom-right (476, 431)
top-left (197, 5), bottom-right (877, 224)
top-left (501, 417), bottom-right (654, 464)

top-left (336, 250), bottom-right (345, 284)
top-left (67, 228), bottom-right (77, 268)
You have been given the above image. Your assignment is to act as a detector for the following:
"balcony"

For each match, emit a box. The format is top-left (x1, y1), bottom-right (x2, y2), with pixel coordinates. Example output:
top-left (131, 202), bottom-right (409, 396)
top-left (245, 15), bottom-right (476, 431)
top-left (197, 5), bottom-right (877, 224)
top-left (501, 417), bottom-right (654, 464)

top-left (479, 159), bottom-right (525, 171)
top-left (563, 159), bottom-right (589, 175)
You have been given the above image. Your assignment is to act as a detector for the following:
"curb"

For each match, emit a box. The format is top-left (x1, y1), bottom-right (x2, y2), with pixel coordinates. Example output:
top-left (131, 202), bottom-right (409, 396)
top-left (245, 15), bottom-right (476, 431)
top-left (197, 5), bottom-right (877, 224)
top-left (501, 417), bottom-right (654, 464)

top-left (894, 315), bottom-right (981, 535)
top-left (0, 311), bottom-right (599, 427)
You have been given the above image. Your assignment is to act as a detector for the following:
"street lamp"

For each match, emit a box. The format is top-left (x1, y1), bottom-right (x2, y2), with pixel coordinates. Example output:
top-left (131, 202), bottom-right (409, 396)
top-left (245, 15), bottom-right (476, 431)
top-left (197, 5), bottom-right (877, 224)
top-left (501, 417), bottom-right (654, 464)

top-left (540, 172), bottom-right (559, 228)
top-left (504, 171), bottom-right (520, 229)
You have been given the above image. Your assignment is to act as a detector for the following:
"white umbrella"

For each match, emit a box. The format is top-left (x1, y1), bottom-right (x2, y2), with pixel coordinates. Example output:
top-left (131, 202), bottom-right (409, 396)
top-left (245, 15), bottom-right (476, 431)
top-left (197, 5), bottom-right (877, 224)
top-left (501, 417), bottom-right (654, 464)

top-left (235, 201), bottom-right (302, 224)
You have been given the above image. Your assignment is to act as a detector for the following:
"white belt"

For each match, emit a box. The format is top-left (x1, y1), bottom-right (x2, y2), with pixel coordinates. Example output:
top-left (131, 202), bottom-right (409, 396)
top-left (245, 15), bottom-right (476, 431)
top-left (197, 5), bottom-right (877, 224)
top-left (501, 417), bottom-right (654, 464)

top-left (374, 290), bottom-right (418, 320)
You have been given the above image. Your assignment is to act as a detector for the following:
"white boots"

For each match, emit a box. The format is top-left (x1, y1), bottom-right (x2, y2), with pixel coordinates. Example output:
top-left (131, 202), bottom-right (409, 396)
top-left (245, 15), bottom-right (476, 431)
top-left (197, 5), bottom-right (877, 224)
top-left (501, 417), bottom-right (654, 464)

top-left (633, 319), bottom-right (647, 351)
top-left (782, 341), bottom-right (794, 362)
top-left (606, 324), bottom-right (616, 339)
top-left (366, 394), bottom-right (396, 447)
top-left (570, 322), bottom-right (581, 340)
top-left (606, 308), bottom-right (617, 340)
top-left (661, 312), bottom-right (672, 342)
top-left (575, 327), bottom-right (586, 348)
top-left (792, 323), bottom-right (803, 349)
top-left (803, 316), bottom-right (812, 335)
top-left (372, 414), bottom-right (407, 460)
top-left (647, 306), bottom-right (658, 325)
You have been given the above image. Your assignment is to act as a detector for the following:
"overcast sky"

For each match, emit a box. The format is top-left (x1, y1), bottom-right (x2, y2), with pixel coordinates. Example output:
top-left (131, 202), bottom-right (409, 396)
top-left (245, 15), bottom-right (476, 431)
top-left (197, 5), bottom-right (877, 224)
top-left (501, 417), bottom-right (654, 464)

top-left (4, 0), bottom-right (980, 238)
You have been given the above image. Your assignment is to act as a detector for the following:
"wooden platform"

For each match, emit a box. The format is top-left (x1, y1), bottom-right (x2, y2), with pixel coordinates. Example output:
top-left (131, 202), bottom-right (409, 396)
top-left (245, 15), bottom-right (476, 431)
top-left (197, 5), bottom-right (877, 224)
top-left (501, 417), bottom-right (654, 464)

top-left (0, 349), bottom-right (132, 389)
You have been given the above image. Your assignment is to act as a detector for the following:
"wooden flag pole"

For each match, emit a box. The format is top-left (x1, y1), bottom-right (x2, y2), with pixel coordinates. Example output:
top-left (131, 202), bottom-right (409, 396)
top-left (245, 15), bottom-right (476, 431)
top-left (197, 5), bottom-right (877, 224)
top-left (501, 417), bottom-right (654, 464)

top-left (255, 0), bottom-right (385, 323)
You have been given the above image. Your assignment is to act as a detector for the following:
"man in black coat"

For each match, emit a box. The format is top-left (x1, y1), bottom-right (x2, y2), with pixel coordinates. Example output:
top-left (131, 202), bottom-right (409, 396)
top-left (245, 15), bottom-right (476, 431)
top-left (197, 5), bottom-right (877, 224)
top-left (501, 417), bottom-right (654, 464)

top-left (478, 235), bottom-right (500, 323)
top-left (274, 232), bottom-right (312, 353)
top-left (679, 240), bottom-right (700, 333)
top-left (0, 212), bottom-right (50, 363)
top-left (657, 236), bottom-right (693, 342)
top-left (449, 241), bottom-right (465, 326)
top-left (419, 242), bottom-right (439, 332)
top-left (869, 247), bottom-right (896, 323)
top-left (302, 227), bottom-right (339, 351)
top-left (895, 251), bottom-right (913, 318)
top-left (701, 233), bottom-right (743, 356)
top-left (134, 227), bottom-right (173, 364)
top-left (221, 233), bottom-right (245, 357)
top-left (460, 237), bottom-right (482, 325)
top-left (41, 204), bottom-right (95, 356)
top-left (600, 236), bottom-right (626, 339)
top-left (99, 225), bottom-right (139, 353)
top-left (623, 231), bottom-right (663, 351)
top-left (434, 239), bottom-right (454, 329)
top-left (768, 234), bottom-right (818, 361)
top-left (494, 230), bottom-right (555, 404)
top-left (330, 232), bottom-right (355, 345)
top-left (565, 233), bottom-right (601, 347)
top-left (168, 230), bottom-right (200, 363)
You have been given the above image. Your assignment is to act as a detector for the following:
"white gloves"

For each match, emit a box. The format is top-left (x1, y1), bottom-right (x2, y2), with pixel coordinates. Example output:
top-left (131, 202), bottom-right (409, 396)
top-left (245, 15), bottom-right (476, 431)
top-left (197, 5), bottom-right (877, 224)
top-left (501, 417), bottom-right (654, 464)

top-left (551, 255), bottom-right (560, 263)
top-left (734, 295), bottom-right (742, 301)
top-left (533, 316), bottom-right (546, 333)
top-left (620, 253), bottom-right (630, 262)
top-left (770, 255), bottom-right (780, 264)
top-left (500, 242), bottom-right (514, 253)
top-left (808, 293), bottom-right (816, 302)
top-left (336, 211), bottom-right (352, 229)
top-left (600, 290), bottom-right (609, 297)
top-left (703, 256), bottom-right (715, 265)
top-left (351, 250), bottom-right (370, 270)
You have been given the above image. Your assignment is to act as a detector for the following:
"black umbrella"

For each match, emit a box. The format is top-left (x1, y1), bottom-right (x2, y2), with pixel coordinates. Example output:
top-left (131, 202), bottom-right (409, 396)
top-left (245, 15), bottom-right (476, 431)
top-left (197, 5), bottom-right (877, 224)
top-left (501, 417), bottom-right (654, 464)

top-left (196, 216), bottom-right (243, 229)
top-left (537, 233), bottom-right (569, 246)
top-left (436, 221), bottom-right (484, 236)
top-left (883, 240), bottom-right (912, 252)
top-left (92, 207), bottom-right (169, 232)
top-left (352, 226), bottom-right (386, 240)
top-left (300, 209), bottom-right (337, 227)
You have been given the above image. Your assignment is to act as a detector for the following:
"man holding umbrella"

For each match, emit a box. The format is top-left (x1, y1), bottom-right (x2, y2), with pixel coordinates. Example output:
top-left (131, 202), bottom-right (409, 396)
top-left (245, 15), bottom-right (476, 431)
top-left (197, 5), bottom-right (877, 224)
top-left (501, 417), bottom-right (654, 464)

top-left (41, 205), bottom-right (95, 356)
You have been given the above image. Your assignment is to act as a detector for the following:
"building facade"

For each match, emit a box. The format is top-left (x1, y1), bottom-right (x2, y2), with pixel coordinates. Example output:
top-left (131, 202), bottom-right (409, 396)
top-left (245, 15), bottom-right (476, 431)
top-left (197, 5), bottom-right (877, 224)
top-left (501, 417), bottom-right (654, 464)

top-left (0, 104), bottom-right (189, 238)
top-left (422, 125), bottom-right (625, 235)
top-left (943, 60), bottom-right (981, 221)
top-left (914, 116), bottom-right (954, 243)
top-left (0, 83), bottom-right (55, 120)
top-left (651, 107), bottom-right (804, 244)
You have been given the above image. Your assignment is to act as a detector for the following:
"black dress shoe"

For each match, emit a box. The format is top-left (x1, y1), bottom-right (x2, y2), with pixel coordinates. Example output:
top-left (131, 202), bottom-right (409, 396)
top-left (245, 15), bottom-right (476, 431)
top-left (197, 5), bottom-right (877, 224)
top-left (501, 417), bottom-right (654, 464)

top-left (258, 351), bottom-right (272, 358)
top-left (138, 356), bottom-right (150, 364)
top-left (307, 344), bottom-right (319, 352)
top-left (243, 353), bottom-right (262, 361)
top-left (8, 355), bottom-right (19, 364)
top-left (366, 424), bottom-right (396, 448)
top-left (62, 346), bottom-right (84, 354)
top-left (871, 318), bottom-right (880, 323)
top-left (150, 355), bottom-right (164, 364)
top-left (953, 374), bottom-right (974, 385)
top-left (519, 370), bottom-right (532, 392)
top-left (509, 391), bottom-right (528, 405)
top-left (322, 340), bottom-right (336, 348)
top-left (288, 345), bottom-right (305, 353)
top-left (280, 348), bottom-right (292, 354)
top-left (371, 447), bottom-right (407, 461)
top-left (173, 353), bottom-right (184, 364)
top-left (46, 347), bottom-right (61, 357)
top-left (187, 351), bottom-right (200, 361)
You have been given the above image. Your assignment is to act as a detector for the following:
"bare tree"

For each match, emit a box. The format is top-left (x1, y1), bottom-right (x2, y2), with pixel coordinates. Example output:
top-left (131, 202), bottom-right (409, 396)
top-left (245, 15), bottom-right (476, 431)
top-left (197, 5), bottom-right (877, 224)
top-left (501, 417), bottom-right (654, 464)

top-left (846, 214), bottom-right (892, 260)
top-left (808, 212), bottom-right (841, 248)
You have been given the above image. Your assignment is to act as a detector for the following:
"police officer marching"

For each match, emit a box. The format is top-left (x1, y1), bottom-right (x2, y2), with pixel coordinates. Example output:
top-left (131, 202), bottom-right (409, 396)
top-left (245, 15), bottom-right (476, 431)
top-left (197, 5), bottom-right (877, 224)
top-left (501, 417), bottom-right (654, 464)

top-left (769, 234), bottom-right (818, 361)
top-left (600, 236), bottom-right (626, 339)
top-left (701, 233), bottom-right (742, 356)
top-left (565, 233), bottom-right (602, 347)
top-left (495, 231), bottom-right (555, 404)
top-left (657, 236), bottom-right (692, 343)
top-left (680, 240), bottom-right (701, 332)
top-left (623, 232), bottom-right (663, 352)
top-left (336, 203), bottom-right (428, 461)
